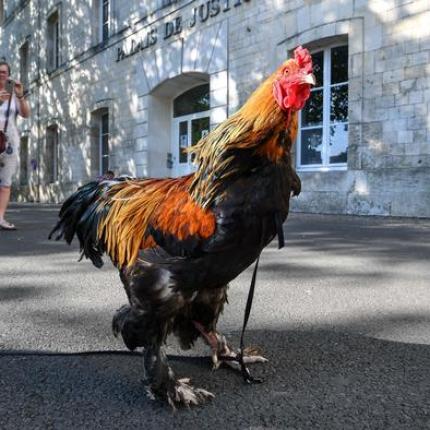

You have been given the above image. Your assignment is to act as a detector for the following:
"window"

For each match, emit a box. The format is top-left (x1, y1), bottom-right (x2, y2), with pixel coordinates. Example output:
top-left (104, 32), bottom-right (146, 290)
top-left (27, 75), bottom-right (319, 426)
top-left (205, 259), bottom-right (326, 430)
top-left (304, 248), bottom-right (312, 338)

top-left (173, 84), bottom-right (210, 117)
top-left (172, 84), bottom-right (210, 177)
top-left (46, 125), bottom-right (59, 183)
top-left (298, 45), bottom-right (348, 170)
top-left (100, 0), bottom-right (109, 43)
top-left (47, 11), bottom-right (60, 71)
top-left (19, 41), bottom-right (29, 90)
top-left (100, 112), bottom-right (109, 174)
top-left (90, 108), bottom-right (109, 176)
top-left (0, 0), bottom-right (4, 24)
top-left (20, 136), bottom-right (29, 186)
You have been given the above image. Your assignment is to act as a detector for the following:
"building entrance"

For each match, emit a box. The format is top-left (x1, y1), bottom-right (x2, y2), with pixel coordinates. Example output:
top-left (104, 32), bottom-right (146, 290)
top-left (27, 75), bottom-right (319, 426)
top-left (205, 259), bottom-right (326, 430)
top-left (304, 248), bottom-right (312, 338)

top-left (170, 83), bottom-right (210, 177)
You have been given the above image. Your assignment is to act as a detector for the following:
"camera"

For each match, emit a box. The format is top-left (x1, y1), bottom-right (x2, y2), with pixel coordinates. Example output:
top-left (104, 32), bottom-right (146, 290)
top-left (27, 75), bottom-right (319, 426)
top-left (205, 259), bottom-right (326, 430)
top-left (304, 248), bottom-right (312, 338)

top-left (5, 78), bottom-right (14, 94)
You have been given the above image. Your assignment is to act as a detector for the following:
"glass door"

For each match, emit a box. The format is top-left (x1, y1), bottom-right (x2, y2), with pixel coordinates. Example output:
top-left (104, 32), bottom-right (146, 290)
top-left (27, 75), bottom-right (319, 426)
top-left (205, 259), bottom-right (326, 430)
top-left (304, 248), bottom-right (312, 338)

top-left (172, 112), bottom-right (210, 177)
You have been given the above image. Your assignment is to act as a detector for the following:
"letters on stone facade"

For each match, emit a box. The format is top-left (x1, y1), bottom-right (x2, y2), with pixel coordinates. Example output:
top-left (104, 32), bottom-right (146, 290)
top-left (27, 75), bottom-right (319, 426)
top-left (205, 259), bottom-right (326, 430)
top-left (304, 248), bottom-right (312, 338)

top-left (116, 0), bottom-right (250, 62)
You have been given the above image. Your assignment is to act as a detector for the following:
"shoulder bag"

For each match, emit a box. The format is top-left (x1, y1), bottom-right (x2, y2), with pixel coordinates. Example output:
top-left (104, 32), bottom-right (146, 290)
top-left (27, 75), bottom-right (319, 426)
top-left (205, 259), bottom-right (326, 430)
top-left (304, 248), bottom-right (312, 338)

top-left (0, 91), bottom-right (13, 155)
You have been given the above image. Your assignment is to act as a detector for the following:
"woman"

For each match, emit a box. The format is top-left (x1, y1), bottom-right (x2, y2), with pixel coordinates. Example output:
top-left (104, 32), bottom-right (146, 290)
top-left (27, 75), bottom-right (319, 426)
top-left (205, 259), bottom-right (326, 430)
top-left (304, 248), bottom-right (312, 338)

top-left (0, 60), bottom-right (30, 230)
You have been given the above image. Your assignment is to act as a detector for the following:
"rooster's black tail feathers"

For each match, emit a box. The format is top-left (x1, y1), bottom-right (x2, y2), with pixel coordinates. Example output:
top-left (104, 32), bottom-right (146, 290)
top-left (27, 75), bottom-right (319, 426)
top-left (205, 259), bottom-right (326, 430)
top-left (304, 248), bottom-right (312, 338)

top-left (49, 180), bottom-right (114, 268)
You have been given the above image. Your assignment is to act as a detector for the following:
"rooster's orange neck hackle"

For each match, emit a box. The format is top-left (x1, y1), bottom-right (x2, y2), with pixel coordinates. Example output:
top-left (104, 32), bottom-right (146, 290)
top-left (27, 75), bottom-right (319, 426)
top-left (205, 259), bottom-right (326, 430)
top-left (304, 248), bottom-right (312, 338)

top-left (95, 47), bottom-right (314, 268)
top-left (189, 47), bottom-right (314, 208)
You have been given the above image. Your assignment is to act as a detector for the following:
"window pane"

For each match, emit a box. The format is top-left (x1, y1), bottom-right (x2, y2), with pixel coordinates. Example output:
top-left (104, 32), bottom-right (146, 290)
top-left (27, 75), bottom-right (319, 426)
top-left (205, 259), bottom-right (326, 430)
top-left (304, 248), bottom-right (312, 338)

top-left (20, 137), bottom-right (28, 185)
top-left (301, 89), bottom-right (323, 127)
top-left (173, 84), bottom-right (210, 117)
top-left (103, 24), bottom-right (109, 41)
top-left (20, 43), bottom-right (29, 89)
top-left (329, 123), bottom-right (348, 164)
top-left (46, 136), bottom-right (53, 183)
top-left (191, 117), bottom-right (210, 146)
top-left (191, 117), bottom-right (210, 162)
top-left (103, 2), bottom-right (109, 21)
top-left (330, 84), bottom-right (348, 122)
top-left (312, 50), bottom-right (323, 87)
top-left (102, 135), bottom-right (109, 157)
top-left (331, 46), bottom-right (348, 84)
top-left (101, 154), bottom-right (109, 174)
top-left (46, 127), bottom-right (58, 183)
top-left (54, 129), bottom-right (59, 181)
top-left (55, 21), bottom-right (60, 68)
top-left (101, 113), bottom-right (109, 134)
top-left (100, 113), bottom-right (109, 174)
top-left (301, 128), bottom-right (323, 165)
top-left (178, 121), bottom-right (188, 163)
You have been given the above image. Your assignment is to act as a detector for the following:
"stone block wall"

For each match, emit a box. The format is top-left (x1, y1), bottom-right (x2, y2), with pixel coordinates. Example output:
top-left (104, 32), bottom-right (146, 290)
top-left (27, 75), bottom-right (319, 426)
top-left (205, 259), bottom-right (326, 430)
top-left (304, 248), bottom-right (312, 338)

top-left (1, 0), bottom-right (429, 216)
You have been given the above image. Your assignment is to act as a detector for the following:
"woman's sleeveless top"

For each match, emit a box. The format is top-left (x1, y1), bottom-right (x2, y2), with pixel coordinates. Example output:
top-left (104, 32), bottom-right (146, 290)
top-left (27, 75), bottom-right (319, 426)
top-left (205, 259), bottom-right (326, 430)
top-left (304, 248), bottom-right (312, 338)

top-left (0, 94), bottom-right (19, 152)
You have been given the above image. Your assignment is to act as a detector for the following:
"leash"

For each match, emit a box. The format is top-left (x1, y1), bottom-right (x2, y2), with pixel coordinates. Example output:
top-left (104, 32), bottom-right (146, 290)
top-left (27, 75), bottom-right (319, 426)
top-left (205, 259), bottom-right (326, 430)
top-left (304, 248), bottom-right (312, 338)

top-left (234, 212), bottom-right (285, 384)
top-left (236, 253), bottom-right (263, 384)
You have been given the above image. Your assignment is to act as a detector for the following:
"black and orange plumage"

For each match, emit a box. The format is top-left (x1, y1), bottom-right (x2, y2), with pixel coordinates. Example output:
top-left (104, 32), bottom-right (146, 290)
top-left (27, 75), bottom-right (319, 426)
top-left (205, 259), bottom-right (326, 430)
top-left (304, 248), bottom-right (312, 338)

top-left (50, 47), bottom-right (315, 407)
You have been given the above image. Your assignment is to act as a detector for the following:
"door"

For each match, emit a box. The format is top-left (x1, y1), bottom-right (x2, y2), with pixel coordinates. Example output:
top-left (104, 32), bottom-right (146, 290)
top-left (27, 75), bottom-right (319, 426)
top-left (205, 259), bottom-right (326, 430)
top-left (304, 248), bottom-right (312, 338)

top-left (171, 112), bottom-right (210, 177)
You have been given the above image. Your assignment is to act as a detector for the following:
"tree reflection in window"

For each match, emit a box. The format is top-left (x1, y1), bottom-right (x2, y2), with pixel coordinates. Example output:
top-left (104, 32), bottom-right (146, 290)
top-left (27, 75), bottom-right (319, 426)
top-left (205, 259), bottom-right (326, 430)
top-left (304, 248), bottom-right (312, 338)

top-left (173, 84), bottom-right (210, 118)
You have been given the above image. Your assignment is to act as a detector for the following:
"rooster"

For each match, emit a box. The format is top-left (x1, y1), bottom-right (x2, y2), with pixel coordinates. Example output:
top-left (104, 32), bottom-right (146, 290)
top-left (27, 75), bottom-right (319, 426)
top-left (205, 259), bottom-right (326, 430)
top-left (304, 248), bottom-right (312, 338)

top-left (50, 47), bottom-right (315, 407)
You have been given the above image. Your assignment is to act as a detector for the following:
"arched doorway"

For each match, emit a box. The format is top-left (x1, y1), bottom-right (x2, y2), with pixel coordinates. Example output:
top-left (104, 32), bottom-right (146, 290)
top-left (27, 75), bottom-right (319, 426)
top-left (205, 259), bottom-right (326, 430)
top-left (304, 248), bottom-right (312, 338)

top-left (171, 83), bottom-right (210, 177)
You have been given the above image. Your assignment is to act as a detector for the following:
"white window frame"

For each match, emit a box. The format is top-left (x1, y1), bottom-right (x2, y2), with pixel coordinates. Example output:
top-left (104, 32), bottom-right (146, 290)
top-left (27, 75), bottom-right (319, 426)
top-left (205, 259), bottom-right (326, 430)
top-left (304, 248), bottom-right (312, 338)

top-left (99, 0), bottom-right (109, 43)
top-left (99, 112), bottom-right (109, 175)
top-left (297, 43), bottom-right (348, 172)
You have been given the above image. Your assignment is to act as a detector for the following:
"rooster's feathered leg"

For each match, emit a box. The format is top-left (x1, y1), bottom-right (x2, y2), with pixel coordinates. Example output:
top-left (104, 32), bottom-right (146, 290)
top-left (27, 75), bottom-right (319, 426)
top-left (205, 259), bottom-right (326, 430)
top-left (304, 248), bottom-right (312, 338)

top-left (174, 285), bottom-right (268, 371)
top-left (113, 262), bottom-right (214, 408)
top-left (142, 346), bottom-right (214, 408)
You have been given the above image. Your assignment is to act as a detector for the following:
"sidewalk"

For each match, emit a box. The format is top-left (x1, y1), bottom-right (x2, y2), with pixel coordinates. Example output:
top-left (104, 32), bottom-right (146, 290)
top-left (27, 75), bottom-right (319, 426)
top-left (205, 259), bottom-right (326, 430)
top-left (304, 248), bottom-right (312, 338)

top-left (1, 204), bottom-right (430, 429)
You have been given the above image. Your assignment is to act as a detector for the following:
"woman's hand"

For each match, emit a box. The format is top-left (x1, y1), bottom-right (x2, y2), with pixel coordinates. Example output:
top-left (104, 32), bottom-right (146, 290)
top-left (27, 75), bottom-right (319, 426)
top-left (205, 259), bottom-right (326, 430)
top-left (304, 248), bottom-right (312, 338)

top-left (12, 79), bottom-right (30, 117)
top-left (13, 80), bottom-right (24, 98)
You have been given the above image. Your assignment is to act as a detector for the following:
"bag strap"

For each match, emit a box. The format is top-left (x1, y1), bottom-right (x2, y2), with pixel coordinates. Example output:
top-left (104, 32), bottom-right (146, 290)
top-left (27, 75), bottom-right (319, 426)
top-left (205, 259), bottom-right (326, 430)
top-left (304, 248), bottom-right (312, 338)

top-left (2, 91), bottom-right (13, 134)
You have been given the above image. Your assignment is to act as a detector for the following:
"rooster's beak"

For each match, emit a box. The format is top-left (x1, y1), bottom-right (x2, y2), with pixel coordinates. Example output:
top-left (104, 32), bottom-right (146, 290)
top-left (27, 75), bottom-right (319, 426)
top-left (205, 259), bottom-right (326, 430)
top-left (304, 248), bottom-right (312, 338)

top-left (303, 73), bottom-right (316, 86)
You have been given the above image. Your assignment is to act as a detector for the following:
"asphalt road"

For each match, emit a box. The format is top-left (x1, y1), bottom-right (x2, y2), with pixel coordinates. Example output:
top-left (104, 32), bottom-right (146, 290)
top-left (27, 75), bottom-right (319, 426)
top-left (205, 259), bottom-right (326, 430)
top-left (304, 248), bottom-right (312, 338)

top-left (1, 204), bottom-right (430, 429)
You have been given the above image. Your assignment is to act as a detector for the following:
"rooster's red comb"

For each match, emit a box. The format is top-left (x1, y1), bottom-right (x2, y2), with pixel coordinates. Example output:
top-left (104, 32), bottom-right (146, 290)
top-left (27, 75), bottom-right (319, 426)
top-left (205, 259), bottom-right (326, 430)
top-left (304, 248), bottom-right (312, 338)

top-left (294, 46), bottom-right (313, 74)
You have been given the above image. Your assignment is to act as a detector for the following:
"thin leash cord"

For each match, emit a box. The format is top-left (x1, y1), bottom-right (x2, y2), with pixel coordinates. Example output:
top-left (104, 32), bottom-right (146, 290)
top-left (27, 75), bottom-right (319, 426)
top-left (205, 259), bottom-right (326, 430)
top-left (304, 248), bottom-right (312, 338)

top-left (236, 216), bottom-right (269, 385)
top-left (236, 210), bottom-right (286, 384)
top-left (237, 253), bottom-right (262, 384)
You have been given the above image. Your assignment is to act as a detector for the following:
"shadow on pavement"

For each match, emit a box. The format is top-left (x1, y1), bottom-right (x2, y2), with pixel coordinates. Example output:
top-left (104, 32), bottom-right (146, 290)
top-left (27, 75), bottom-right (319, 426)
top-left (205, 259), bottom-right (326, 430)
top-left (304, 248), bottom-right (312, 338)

top-left (1, 207), bottom-right (430, 271)
top-left (1, 328), bottom-right (430, 429)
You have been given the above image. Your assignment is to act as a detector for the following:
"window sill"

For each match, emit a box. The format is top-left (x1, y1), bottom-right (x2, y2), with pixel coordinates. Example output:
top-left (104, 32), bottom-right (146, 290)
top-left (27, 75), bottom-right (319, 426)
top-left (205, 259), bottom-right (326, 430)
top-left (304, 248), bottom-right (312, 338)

top-left (297, 165), bottom-right (347, 173)
top-left (46, 66), bottom-right (65, 79)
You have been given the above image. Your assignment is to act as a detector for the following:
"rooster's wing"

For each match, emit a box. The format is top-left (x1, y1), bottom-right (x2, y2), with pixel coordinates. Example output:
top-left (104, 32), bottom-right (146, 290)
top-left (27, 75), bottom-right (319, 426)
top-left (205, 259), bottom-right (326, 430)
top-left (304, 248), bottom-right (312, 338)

top-left (49, 174), bottom-right (216, 268)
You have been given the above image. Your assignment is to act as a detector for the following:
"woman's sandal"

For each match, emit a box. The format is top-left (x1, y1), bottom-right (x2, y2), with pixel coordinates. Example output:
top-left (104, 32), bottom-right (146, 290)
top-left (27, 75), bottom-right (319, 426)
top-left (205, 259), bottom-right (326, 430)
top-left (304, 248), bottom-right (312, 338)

top-left (0, 219), bottom-right (16, 230)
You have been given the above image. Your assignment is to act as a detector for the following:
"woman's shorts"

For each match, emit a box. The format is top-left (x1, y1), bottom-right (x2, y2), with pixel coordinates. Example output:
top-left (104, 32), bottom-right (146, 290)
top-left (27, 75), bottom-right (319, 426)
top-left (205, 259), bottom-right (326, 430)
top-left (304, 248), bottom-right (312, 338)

top-left (0, 152), bottom-right (18, 187)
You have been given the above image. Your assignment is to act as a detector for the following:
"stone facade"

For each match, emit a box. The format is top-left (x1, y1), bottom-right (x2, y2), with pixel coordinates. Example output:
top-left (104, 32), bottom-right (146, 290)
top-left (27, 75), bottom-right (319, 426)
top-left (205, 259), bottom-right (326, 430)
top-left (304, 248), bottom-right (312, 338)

top-left (1, 0), bottom-right (429, 217)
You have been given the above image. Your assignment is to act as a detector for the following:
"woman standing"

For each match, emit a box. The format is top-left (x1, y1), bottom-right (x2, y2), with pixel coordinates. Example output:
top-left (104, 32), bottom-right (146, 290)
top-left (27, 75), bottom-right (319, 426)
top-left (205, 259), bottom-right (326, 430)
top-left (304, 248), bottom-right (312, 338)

top-left (0, 61), bottom-right (30, 230)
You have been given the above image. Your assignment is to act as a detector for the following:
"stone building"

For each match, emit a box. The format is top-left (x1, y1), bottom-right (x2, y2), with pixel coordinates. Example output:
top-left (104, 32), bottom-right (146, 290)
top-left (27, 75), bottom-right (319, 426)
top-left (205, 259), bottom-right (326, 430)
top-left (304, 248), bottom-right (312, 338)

top-left (0, 0), bottom-right (429, 217)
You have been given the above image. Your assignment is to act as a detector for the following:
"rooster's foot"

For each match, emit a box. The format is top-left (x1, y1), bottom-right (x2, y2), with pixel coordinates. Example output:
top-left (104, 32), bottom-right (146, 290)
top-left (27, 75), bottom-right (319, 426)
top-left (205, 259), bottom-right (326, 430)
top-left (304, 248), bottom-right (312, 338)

top-left (142, 345), bottom-right (214, 409)
top-left (153, 378), bottom-right (215, 409)
top-left (215, 345), bottom-right (268, 371)
top-left (192, 321), bottom-right (268, 371)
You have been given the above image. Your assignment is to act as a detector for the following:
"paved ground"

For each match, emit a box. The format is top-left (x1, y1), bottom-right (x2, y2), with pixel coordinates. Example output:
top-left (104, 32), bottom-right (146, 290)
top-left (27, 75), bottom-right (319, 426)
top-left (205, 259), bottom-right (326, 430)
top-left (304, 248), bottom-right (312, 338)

top-left (1, 203), bottom-right (430, 429)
